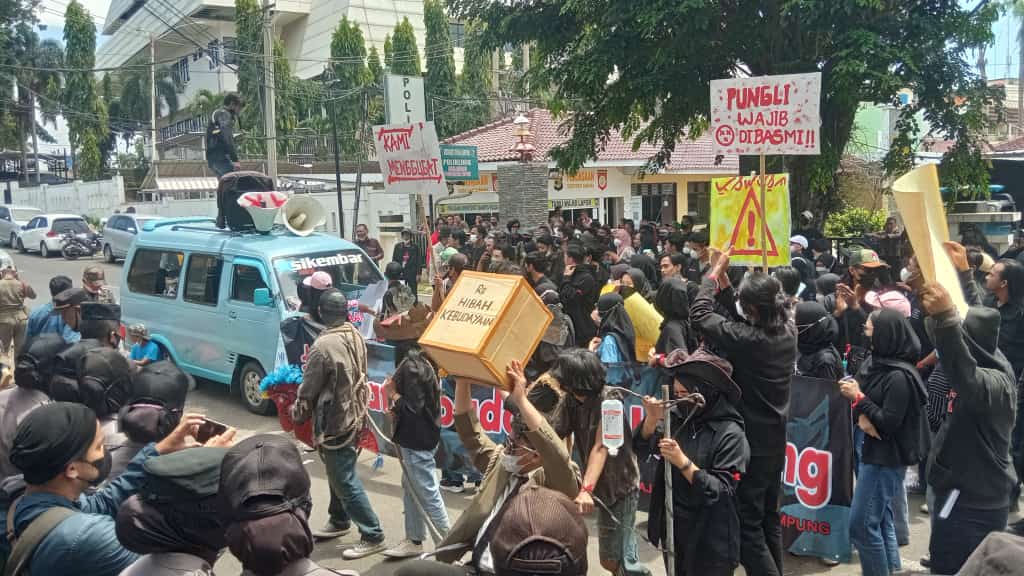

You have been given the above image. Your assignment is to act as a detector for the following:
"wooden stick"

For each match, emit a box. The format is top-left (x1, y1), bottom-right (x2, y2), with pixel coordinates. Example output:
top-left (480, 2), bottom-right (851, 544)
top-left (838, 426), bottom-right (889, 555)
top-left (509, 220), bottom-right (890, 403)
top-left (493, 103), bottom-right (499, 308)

top-left (663, 383), bottom-right (675, 576)
top-left (760, 153), bottom-right (768, 273)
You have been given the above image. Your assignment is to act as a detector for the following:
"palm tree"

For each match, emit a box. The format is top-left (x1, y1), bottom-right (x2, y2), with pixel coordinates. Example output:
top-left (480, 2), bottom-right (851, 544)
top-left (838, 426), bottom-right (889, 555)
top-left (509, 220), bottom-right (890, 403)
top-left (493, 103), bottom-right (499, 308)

top-left (10, 27), bottom-right (63, 183)
top-left (106, 64), bottom-right (182, 152)
top-left (186, 89), bottom-right (223, 121)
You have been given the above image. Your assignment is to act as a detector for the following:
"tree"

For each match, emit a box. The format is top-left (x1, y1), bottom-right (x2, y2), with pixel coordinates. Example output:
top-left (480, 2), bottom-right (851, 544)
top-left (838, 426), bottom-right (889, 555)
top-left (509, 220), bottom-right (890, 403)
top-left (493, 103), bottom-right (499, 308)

top-left (450, 1), bottom-right (1002, 223)
top-left (7, 25), bottom-right (62, 181)
top-left (63, 0), bottom-right (108, 180)
top-left (105, 63), bottom-right (182, 155)
top-left (390, 17), bottom-right (420, 76)
top-left (368, 46), bottom-right (384, 86)
top-left (186, 89), bottom-right (224, 120)
top-left (367, 46), bottom-right (385, 125)
top-left (384, 34), bottom-right (393, 69)
top-left (454, 21), bottom-right (493, 134)
top-left (1012, 1), bottom-right (1024, 131)
top-left (328, 16), bottom-right (369, 159)
top-left (424, 0), bottom-right (457, 137)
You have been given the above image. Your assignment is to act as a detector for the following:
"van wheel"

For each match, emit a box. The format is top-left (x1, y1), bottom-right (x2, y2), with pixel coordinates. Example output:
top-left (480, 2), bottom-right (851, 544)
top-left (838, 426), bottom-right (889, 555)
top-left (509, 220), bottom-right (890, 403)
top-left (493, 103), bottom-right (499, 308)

top-left (8, 233), bottom-right (15, 248)
top-left (103, 244), bottom-right (115, 263)
top-left (39, 242), bottom-right (50, 258)
top-left (14, 237), bottom-right (23, 253)
top-left (237, 360), bottom-right (273, 415)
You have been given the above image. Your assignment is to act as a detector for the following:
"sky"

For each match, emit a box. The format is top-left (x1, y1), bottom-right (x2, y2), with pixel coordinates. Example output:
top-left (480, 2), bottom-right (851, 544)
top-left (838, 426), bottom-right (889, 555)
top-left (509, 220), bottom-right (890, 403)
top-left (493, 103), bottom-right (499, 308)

top-left (22, 0), bottom-right (1024, 155)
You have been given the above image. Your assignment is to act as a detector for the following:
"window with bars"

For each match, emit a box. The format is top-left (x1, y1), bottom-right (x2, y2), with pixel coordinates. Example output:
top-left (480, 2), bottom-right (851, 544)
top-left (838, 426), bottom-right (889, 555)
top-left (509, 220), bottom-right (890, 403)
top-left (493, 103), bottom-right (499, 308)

top-left (207, 40), bottom-right (220, 69)
top-left (687, 181), bottom-right (711, 224)
top-left (449, 22), bottom-right (466, 48)
top-left (171, 56), bottom-right (190, 85)
top-left (630, 182), bottom-right (677, 223)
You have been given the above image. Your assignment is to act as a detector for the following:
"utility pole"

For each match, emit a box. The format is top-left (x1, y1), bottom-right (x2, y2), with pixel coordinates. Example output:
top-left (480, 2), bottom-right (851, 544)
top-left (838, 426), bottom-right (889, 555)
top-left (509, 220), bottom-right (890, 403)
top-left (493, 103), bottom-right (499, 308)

top-left (31, 93), bottom-right (40, 185)
top-left (263, 0), bottom-right (278, 183)
top-left (329, 87), bottom-right (345, 238)
top-left (350, 87), bottom-right (368, 239)
top-left (150, 33), bottom-right (158, 165)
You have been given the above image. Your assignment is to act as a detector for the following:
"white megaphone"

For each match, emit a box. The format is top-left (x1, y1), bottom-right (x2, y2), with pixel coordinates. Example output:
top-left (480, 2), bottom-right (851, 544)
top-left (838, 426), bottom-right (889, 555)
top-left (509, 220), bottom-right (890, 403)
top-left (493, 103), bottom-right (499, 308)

top-left (238, 191), bottom-right (289, 233)
top-left (282, 194), bottom-right (327, 237)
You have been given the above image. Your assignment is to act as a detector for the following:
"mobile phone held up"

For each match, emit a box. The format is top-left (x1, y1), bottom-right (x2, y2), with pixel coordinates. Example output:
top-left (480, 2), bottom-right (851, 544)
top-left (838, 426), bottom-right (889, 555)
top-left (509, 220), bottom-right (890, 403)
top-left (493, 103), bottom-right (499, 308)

top-left (195, 418), bottom-right (229, 444)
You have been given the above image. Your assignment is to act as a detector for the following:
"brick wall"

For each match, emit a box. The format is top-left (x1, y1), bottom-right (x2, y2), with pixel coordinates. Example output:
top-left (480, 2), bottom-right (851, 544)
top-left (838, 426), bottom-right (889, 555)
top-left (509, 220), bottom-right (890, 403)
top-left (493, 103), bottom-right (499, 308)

top-left (497, 162), bottom-right (548, 229)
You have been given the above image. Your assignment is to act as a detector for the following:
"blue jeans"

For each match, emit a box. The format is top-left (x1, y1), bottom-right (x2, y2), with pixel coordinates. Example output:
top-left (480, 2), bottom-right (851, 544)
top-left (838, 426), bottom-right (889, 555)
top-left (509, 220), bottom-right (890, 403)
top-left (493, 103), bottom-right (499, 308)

top-left (893, 476), bottom-right (910, 546)
top-left (400, 446), bottom-right (450, 543)
top-left (597, 489), bottom-right (651, 576)
top-left (850, 464), bottom-right (904, 576)
top-left (320, 445), bottom-right (384, 543)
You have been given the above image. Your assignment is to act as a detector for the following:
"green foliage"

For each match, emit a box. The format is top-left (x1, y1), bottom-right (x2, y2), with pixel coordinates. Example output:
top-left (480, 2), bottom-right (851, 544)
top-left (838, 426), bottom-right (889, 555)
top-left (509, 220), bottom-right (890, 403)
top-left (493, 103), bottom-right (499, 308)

top-left (449, 0), bottom-right (1000, 228)
top-left (63, 0), bottom-right (108, 178)
top-left (424, 0), bottom-right (457, 137)
top-left (367, 47), bottom-right (385, 125)
top-left (329, 16), bottom-right (369, 159)
top-left (824, 206), bottom-right (889, 238)
top-left (234, 0), bottom-right (295, 156)
top-left (368, 46), bottom-right (384, 86)
top-left (390, 17), bottom-right (420, 76)
top-left (453, 21), bottom-right (493, 134)
top-left (384, 35), bottom-right (393, 69)
top-left (77, 129), bottom-right (103, 181)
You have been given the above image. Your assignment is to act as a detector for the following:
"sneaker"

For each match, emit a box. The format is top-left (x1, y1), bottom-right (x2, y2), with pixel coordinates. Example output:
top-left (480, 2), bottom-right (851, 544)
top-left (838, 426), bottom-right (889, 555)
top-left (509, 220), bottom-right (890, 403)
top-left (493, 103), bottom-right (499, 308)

top-left (312, 519), bottom-right (351, 540)
top-left (820, 557), bottom-right (840, 567)
top-left (382, 539), bottom-right (424, 559)
top-left (440, 480), bottom-right (464, 494)
top-left (341, 539), bottom-right (387, 560)
top-left (920, 502), bottom-right (929, 514)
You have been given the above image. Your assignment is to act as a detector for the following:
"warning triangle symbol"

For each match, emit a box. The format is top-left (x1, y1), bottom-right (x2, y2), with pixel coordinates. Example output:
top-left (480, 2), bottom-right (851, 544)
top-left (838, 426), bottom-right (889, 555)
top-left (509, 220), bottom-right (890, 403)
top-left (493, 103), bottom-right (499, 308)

top-left (728, 186), bottom-right (779, 257)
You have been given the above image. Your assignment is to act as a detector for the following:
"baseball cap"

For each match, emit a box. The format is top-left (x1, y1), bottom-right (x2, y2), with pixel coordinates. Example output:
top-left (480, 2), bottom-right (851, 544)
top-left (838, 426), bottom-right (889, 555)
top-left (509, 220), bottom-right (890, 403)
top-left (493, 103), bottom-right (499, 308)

top-left (301, 270), bottom-right (333, 290)
top-left (81, 302), bottom-right (121, 322)
top-left (53, 287), bottom-right (89, 309)
top-left (440, 247), bottom-right (458, 264)
top-left (127, 323), bottom-right (149, 339)
top-left (789, 235), bottom-right (809, 250)
top-left (849, 248), bottom-right (889, 269)
top-left (491, 485), bottom-right (588, 576)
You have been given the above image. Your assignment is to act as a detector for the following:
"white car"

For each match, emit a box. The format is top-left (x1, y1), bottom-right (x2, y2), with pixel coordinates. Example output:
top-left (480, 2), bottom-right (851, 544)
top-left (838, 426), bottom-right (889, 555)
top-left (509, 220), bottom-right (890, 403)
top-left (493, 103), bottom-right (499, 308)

top-left (0, 205), bottom-right (42, 247)
top-left (102, 213), bottom-right (162, 262)
top-left (15, 213), bottom-right (92, 258)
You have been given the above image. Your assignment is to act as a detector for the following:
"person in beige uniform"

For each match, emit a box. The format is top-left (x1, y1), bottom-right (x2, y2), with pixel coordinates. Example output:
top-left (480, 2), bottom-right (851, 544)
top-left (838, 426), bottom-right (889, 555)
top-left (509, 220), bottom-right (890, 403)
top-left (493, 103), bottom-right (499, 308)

top-left (0, 266), bottom-right (35, 359)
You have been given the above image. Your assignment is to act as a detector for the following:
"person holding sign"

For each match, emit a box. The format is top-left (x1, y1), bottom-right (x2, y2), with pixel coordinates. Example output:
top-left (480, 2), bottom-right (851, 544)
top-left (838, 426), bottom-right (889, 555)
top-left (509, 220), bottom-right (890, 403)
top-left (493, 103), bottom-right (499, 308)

top-left (691, 248), bottom-right (796, 576)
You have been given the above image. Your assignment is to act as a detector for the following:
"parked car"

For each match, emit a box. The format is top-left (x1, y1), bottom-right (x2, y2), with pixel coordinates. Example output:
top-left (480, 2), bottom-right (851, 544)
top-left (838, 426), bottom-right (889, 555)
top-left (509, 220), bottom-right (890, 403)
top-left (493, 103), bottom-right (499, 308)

top-left (0, 205), bottom-right (42, 248)
top-left (15, 213), bottom-right (92, 258)
top-left (120, 217), bottom-right (391, 414)
top-left (102, 213), bottom-right (162, 262)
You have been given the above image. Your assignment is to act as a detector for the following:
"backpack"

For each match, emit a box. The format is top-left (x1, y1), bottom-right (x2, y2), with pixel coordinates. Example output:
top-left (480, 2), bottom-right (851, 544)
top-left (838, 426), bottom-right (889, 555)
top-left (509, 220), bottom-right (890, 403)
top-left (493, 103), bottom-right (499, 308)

top-left (4, 497), bottom-right (74, 576)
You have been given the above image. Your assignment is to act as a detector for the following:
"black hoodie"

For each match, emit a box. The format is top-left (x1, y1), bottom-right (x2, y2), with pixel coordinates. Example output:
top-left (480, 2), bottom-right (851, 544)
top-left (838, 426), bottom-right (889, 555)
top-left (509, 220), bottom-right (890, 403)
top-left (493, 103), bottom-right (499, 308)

top-left (559, 262), bottom-right (600, 347)
top-left (795, 302), bottom-right (843, 383)
top-left (853, 309), bottom-right (927, 468)
top-left (927, 272), bottom-right (1017, 509)
top-left (655, 278), bottom-right (694, 354)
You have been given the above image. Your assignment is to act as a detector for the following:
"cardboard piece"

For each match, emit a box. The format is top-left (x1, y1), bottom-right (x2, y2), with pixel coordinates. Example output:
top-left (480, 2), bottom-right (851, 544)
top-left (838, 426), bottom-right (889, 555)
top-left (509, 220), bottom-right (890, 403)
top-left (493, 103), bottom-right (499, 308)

top-left (891, 164), bottom-right (968, 317)
top-left (710, 173), bottom-right (792, 267)
top-left (418, 271), bottom-right (553, 390)
top-left (710, 72), bottom-right (822, 156)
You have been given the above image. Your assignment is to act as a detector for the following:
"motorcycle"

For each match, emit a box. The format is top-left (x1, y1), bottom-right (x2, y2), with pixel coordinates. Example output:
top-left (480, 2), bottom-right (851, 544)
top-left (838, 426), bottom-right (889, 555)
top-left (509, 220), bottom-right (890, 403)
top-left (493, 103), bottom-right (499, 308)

top-left (60, 230), bottom-right (102, 260)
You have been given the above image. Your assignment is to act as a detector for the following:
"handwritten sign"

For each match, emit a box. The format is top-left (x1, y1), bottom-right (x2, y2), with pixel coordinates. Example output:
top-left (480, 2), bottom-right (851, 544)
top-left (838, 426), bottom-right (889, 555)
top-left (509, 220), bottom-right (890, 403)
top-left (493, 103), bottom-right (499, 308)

top-left (373, 121), bottom-right (447, 200)
top-left (711, 73), bottom-right (821, 156)
top-left (710, 173), bottom-right (792, 267)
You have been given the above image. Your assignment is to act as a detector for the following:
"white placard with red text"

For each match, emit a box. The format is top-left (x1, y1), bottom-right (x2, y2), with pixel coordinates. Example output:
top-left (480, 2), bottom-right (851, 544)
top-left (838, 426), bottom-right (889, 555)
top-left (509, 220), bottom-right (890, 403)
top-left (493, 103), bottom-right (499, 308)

top-left (373, 121), bottom-right (447, 199)
top-left (710, 73), bottom-right (821, 156)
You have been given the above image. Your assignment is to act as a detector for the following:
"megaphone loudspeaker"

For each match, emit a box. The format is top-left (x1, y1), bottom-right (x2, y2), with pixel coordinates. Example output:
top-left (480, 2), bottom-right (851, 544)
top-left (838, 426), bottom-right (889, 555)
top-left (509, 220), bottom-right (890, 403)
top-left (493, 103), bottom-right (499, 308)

top-left (238, 191), bottom-right (288, 233)
top-left (282, 195), bottom-right (327, 237)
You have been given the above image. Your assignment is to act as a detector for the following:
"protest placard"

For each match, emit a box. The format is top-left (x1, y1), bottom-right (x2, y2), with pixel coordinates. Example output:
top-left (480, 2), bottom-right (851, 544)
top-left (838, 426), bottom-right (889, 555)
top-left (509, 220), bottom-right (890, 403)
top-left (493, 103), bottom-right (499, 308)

top-left (373, 121), bottom-right (447, 201)
top-left (710, 73), bottom-right (821, 156)
top-left (710, 173), bottom-right (792, 267)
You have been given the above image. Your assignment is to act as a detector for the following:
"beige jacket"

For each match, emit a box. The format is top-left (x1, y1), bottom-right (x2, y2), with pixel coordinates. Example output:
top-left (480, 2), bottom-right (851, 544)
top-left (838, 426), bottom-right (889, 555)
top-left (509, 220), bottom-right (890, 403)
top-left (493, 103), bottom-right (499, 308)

top-left (435, 409), bottom-right (579, 564)
top-left (292, 323), bottom-right (368, 449)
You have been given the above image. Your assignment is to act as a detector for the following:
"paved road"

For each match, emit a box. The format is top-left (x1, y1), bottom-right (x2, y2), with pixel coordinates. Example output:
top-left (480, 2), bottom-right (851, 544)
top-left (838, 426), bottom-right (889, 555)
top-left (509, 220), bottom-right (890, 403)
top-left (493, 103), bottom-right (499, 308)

top-left (7, 248), bottom-right (945, 575)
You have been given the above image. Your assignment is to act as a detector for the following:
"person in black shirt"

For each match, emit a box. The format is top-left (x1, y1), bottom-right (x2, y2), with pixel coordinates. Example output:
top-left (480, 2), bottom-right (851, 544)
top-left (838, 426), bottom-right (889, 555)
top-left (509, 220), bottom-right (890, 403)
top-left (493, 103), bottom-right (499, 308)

top-left (392, 229), bottom-right (422, 300)
top-left (204, 93), bottom-right (244, 177)
top-left (382, 349), bottom-right (451, 559)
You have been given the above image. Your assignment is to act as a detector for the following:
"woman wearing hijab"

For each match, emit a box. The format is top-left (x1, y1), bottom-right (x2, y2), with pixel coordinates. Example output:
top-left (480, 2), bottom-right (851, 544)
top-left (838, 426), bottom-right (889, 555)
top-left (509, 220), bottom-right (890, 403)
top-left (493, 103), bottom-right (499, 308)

top-left (815, 273), bottom-right (841, 313)
top-left (636, 349), bottom-right (750, 576)
top-left (795, 302), bottom-right (843, 382)
top-left (589, 293), bottom-right (637, 387)
top-left (840, 309), bottom-right (926, 576)
top-left (654, 278), bottom-right (695, 357)
top-left (629, 253), bottom-right (660, 290)
top-left (601, 268), bottom-right (663, 363)
top-left (613, 228), bottom-right (636, 262)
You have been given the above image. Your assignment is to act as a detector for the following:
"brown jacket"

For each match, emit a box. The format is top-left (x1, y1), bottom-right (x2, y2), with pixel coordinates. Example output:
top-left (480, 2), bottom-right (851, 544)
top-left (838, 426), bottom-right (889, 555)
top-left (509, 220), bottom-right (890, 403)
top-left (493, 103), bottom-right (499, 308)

top-left (292, 323), bottom-right (368, 449)
top-left (435, 409), bottom-right (579, 563)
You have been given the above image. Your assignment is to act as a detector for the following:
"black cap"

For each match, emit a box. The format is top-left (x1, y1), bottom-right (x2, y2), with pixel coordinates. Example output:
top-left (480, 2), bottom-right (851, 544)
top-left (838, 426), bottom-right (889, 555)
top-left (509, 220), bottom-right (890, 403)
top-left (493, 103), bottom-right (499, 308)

top-left (130, 360), bottom-right (192, 412)
top-left (53, 287), bottom-right (88, 309)
top-left (81, 302), bottom-right (121, 322)
top-left (141, 447), bottom-right (229, 502)
top-left (219, 434), bottom-right (311, 522)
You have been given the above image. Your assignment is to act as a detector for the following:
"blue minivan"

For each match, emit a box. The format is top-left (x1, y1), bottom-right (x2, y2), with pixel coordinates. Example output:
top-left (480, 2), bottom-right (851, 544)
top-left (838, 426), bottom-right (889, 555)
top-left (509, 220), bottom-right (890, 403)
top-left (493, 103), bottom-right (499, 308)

top-left (120, 217), bottom-right (392, 414)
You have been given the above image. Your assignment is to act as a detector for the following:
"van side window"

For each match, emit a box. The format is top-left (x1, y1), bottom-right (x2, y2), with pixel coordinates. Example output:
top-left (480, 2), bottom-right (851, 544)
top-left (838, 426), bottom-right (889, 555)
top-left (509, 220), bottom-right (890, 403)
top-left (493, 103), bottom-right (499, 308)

top-left (231, 264), bottom-right (268, 303)
top-left (128, 249), bottom-right (184, 297)
top-left (184, 254), bottom-right (222, 306)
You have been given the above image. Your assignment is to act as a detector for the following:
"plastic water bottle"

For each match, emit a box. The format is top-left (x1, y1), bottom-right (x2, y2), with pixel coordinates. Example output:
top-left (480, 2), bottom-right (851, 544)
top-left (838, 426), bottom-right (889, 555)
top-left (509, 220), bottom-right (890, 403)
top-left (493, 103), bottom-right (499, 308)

top-left (601, 398), bottom-right (625, 456)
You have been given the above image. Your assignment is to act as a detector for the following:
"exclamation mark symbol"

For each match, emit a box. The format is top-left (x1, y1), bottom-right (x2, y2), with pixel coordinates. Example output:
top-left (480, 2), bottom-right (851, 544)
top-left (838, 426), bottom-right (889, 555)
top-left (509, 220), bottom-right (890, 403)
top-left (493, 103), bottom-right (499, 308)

top-left (747, 211), bottom-right (756, 247)
top-left (808, 131), bottom-right (815, 149)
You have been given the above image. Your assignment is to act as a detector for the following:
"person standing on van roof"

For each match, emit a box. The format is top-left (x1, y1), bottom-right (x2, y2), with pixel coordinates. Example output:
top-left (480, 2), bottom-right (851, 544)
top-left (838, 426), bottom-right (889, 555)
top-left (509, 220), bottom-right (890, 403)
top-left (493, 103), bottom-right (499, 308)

top-left (205, 93), bottom-right (244, 178)
top-left (82, 266), bottom-right (116, 305)
top-left (291, 289), bottom-right (387, 560)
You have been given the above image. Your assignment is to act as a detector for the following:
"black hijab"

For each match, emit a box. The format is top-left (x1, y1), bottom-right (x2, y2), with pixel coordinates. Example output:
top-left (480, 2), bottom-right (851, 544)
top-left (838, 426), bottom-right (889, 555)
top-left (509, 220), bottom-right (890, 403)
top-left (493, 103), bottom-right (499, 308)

top-left (629, 253), bottom-right (659, 288)
top-left (863, 309), bottom-right (927, 400)
top-left (597, 293), bottom-right (636, 362)
top-left (795, 301), bottom-right (839, 355)
top-left (626, 268), bottom-right (654, 301)
top-left (655, 278), bottom-right (695, 352)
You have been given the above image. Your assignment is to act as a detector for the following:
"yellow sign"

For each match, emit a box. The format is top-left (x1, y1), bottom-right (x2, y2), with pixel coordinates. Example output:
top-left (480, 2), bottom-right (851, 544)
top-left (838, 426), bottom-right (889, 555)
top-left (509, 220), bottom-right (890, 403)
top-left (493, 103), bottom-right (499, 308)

top-left (453, 173), bottom-right (495, 194)
top-left (710, 173), bottom-right (791, 267)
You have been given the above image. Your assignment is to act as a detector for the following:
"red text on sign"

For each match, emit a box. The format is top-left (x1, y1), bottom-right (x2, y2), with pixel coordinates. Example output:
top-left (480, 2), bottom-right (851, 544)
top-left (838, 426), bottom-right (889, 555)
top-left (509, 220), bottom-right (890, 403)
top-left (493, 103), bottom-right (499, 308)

top-left (726, 84), bottom-right (791, 111)
top-left (783, 442), bottom-right (832, 509)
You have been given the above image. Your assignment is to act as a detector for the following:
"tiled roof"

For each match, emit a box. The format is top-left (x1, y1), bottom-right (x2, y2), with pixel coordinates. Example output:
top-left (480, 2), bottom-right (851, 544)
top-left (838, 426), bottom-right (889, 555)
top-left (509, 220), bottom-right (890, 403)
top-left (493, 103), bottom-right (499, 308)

top-left (991, 135), bottom-right (1024, 153)
top-left (444, 109), bottom-right (738, 173)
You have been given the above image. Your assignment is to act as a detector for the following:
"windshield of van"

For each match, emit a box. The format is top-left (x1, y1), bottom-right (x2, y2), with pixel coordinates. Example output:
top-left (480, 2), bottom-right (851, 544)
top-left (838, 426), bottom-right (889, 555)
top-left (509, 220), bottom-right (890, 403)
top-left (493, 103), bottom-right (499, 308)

top-left (274, 249), bottom-right (384, 310)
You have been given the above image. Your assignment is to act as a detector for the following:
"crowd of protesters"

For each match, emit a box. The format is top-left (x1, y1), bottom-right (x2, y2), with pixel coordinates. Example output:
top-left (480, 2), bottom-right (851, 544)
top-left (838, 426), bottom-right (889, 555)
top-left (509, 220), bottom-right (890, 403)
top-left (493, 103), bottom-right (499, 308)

top-left (2, 210), bottom-right (1024, 576)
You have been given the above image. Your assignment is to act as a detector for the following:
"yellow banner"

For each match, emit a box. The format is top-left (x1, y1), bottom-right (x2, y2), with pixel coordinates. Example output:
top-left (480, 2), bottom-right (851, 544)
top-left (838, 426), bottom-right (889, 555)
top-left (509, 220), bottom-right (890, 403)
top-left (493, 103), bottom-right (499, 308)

top-left (710, 173), bottom-right (792, 267)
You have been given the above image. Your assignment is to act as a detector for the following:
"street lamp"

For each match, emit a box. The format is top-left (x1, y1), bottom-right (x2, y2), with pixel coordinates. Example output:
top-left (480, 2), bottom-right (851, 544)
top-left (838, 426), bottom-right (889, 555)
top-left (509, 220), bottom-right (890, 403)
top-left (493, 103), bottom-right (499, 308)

top-left (510, 113), bottom-right (535, 162)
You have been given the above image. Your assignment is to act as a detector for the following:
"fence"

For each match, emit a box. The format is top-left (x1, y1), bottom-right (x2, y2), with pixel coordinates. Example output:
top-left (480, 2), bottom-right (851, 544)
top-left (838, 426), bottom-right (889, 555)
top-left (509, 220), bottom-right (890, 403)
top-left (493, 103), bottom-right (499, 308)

top-left (9, 177), bottom-right (126, 218)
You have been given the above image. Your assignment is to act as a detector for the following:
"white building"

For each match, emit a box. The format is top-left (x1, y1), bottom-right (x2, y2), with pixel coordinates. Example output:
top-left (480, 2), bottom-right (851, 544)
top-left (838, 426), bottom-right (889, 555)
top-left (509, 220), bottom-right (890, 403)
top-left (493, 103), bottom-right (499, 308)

top-left (96, 0), bottom-right (464, 159)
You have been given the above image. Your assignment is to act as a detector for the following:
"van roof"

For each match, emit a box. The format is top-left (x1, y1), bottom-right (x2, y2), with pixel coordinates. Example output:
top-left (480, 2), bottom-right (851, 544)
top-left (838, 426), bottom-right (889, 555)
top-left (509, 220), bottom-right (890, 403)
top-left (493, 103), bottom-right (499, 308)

top-left (138, 217), bottom-right (363, 260)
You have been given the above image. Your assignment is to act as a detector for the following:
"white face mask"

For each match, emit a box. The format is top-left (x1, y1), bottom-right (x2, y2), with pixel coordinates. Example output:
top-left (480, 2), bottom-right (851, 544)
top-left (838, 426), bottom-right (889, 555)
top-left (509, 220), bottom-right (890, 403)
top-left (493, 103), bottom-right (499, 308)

top-left (683, 247), bottom-right (695, 257)
top-left (613, 238), bottom-right (622, 248)
top-left (735, 300), bottom-right (748, 320)
top-left (500, 452), bottom-right (524, 475)
top-left (900, 267), bottom-right (911, 283)
top-left (469, 234), bottom-right (478, 243)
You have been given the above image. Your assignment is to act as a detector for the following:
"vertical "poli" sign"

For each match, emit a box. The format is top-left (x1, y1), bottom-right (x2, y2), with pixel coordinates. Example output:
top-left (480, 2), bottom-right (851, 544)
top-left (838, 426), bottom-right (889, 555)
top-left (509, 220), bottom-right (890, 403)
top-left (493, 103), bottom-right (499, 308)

top-left (385, 74), bottom-right (426, 124)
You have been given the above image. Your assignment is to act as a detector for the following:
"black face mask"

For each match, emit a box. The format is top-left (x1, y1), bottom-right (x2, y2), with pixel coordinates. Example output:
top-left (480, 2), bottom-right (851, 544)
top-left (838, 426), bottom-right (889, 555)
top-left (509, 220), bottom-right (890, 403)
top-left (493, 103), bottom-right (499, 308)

top-left (80, 450), bottom-right (112, 487)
